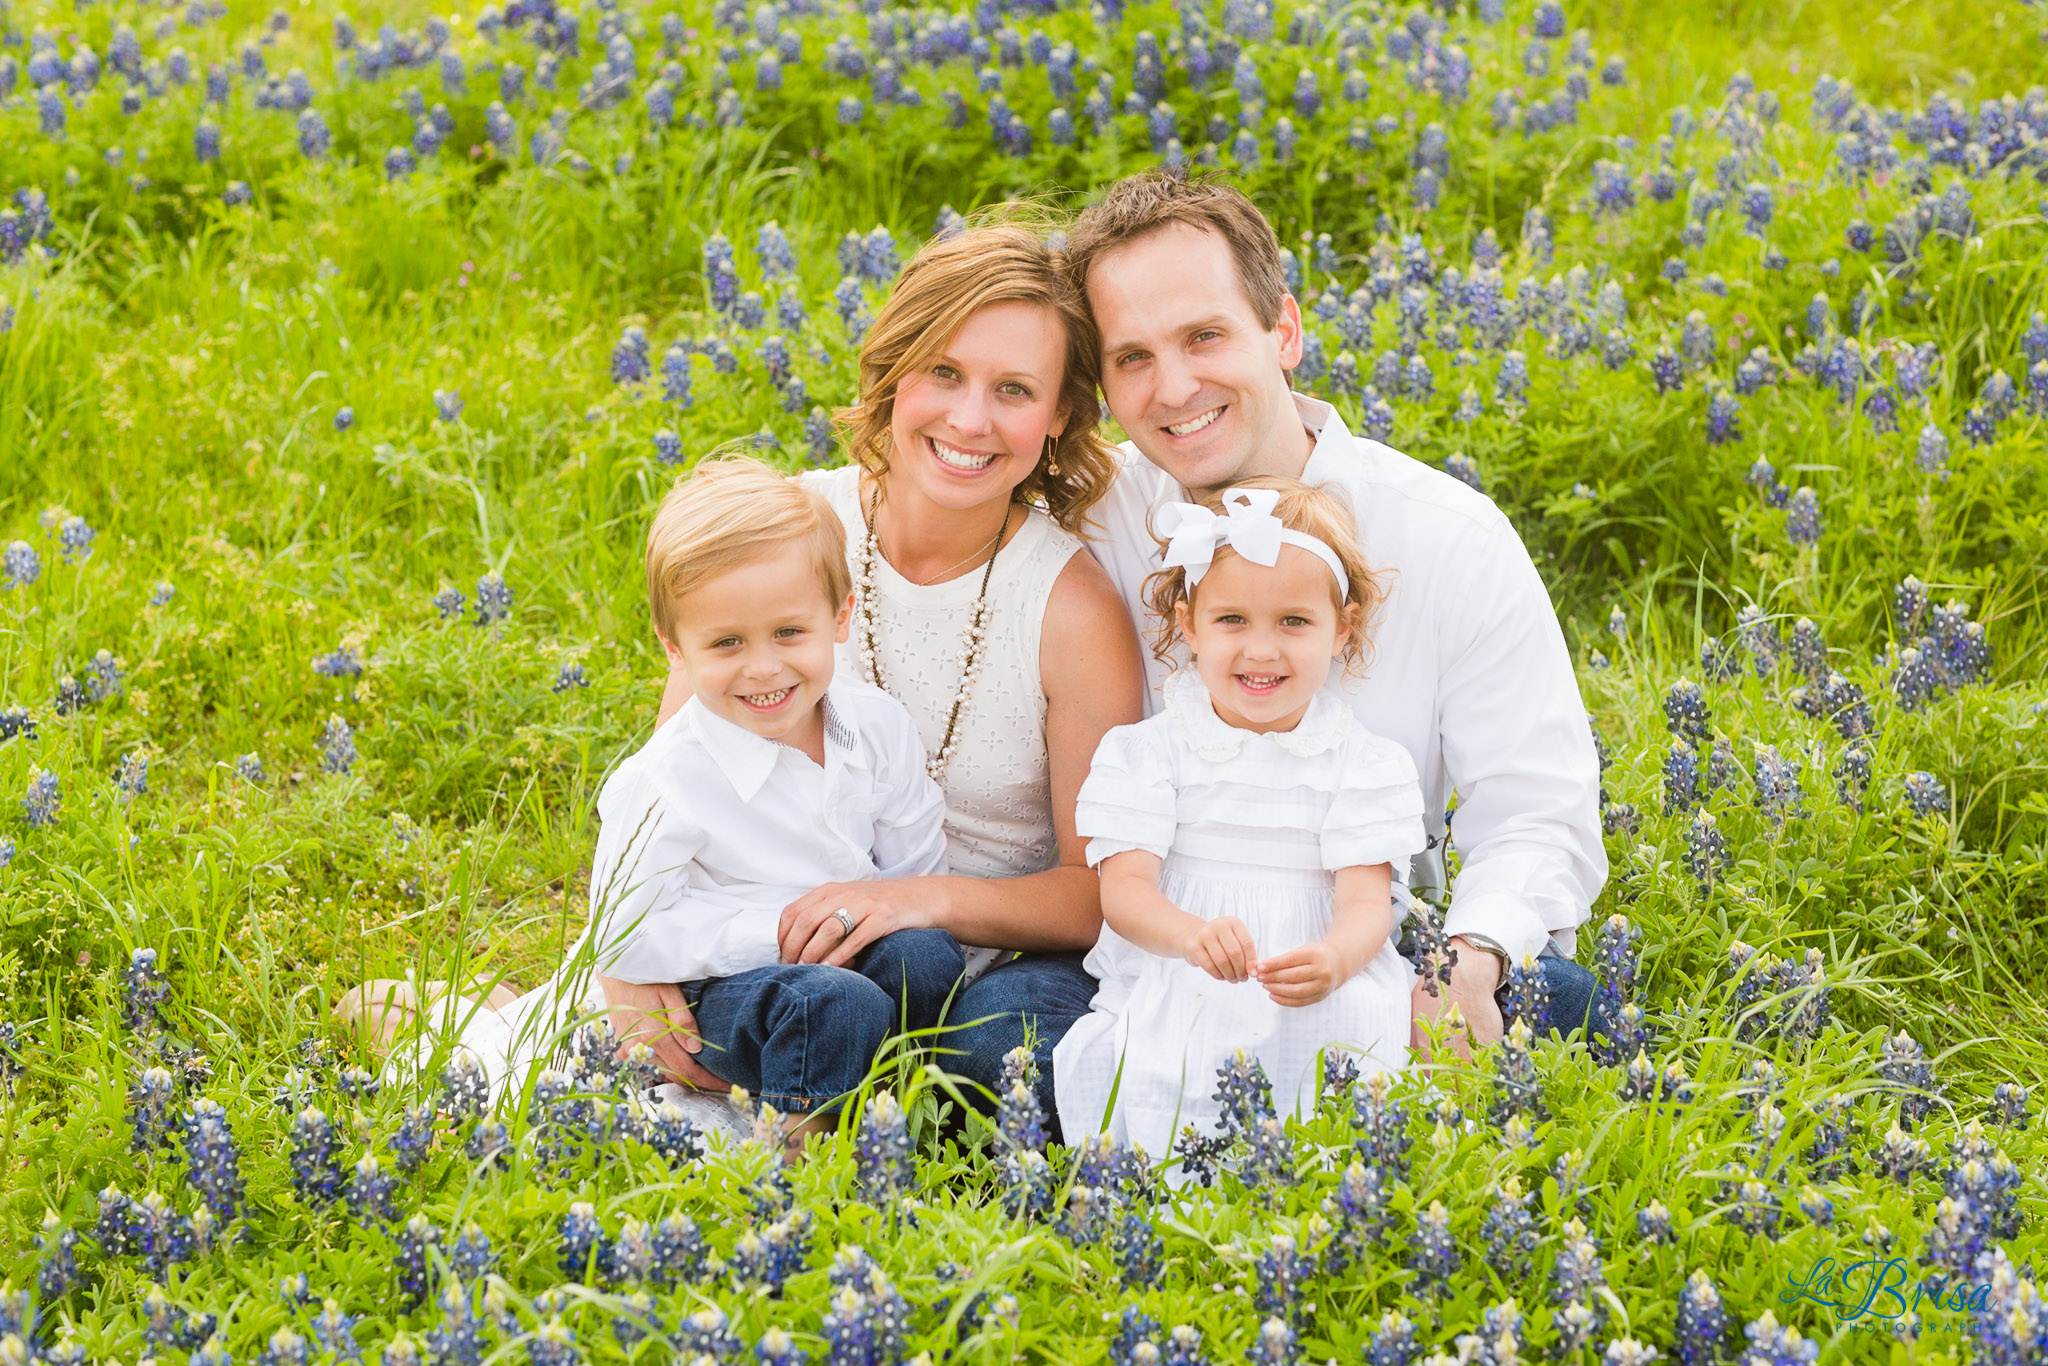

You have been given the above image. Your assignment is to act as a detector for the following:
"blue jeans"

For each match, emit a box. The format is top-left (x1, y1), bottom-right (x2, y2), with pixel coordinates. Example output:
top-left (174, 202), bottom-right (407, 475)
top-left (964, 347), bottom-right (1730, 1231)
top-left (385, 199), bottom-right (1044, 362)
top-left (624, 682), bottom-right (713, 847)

top-left (679, 928), bottom-right (964, 1114)
top-left (1528, 954), bottom-right (1611, 1042)
top-left (940, 951), bottom-right (1098, 1145)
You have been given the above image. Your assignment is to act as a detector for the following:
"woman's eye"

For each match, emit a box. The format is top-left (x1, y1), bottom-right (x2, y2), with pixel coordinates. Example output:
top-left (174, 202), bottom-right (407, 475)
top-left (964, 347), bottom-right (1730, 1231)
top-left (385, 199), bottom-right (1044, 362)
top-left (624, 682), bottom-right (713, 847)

top-left (933, 364), bottom-right (958, 381)
top-left (1001, 382), bottom-right (1031, 398)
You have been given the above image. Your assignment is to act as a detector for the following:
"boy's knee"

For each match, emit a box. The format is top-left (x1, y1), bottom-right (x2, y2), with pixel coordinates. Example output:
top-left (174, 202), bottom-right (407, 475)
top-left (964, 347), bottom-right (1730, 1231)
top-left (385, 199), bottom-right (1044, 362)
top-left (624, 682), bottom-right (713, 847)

top-left (788, 967), bottom-right (894, 1052)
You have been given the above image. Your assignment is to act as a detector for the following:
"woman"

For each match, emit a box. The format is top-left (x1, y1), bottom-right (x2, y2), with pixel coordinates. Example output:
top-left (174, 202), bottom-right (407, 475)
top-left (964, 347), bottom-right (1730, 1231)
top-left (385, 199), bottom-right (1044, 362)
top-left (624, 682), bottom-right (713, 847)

top-left (611, 220), bottom-right (1145, 1132)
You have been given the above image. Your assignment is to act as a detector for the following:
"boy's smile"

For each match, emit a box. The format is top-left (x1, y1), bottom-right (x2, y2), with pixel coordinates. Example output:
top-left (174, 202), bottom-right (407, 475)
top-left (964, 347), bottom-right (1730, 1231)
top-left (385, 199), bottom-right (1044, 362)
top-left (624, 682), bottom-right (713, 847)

top-left (662, 543), bottom-right (853, 763)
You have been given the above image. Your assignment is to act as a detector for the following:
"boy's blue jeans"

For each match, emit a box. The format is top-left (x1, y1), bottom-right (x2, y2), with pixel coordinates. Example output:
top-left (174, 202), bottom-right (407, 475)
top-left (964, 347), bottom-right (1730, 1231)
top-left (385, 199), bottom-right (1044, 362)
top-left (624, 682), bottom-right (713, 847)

top-left (678, 928), bottom-right (963, 1115)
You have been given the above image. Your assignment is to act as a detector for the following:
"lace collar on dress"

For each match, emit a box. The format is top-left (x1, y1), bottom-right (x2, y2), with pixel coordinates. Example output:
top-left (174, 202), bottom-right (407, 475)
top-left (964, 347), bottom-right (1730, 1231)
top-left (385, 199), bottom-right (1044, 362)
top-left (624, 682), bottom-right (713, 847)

top-left (1162, 668), bottom-right (1352, 762)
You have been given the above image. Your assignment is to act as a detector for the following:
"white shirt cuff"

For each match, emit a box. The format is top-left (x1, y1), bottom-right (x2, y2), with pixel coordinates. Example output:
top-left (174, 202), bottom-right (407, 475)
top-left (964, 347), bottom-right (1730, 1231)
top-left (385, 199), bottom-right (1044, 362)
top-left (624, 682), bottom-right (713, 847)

top-left (1441, 893), bottom-right (1551, 970)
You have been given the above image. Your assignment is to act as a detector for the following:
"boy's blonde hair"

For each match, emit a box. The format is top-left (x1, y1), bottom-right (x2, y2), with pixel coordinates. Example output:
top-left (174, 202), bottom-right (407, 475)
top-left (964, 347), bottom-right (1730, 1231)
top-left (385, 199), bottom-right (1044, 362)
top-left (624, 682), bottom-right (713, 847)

top-left (833, 214), bottom-right (1117, 534)
top-left (646, 456), bottom-right (850, 646)
top-left (1143, 475), bottom-right (1389, 675)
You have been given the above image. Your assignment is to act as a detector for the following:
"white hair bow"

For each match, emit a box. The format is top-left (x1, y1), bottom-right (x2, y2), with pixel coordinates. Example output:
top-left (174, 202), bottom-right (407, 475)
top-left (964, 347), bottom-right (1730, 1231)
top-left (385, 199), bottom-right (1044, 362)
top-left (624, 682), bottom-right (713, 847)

top-left (1158, 486), bottom-right (1348, 591)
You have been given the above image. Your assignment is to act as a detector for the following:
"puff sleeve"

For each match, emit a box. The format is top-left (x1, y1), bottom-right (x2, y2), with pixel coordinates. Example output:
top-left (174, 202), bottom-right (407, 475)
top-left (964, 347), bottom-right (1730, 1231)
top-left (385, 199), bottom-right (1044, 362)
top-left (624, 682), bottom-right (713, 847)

top-left (1074, 718), bottom-right (1179, 867)
top-left (1320, 728), bottom-right (1427, 874)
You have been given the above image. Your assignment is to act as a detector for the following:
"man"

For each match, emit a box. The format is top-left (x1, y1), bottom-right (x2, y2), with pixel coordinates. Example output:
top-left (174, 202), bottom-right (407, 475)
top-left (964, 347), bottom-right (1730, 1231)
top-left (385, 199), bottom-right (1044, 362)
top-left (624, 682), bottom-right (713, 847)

top-left (1064, 166), bottom-right (1609, 1055)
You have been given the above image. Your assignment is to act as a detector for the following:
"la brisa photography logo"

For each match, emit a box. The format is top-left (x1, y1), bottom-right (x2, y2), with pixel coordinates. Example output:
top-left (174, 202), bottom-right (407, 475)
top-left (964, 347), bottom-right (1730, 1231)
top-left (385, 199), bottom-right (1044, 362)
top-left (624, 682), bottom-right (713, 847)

top-left (1780, 1254), bottom-right (1993, 1333)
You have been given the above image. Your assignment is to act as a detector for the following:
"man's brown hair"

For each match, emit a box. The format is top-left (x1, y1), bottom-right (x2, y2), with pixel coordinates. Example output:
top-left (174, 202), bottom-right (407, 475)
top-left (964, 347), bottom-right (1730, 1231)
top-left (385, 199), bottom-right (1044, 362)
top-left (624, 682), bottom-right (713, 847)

top-left (1062, 165), bottom-right (1288, 330)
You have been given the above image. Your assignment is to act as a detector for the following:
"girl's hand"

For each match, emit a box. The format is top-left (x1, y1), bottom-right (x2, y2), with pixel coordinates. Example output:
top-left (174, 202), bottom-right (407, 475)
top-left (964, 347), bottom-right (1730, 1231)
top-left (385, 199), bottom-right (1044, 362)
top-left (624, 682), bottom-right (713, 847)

top-left (1256, 941), bottom-right (1346, 1007)
top-left (779, 878), bottom-right (944, 967)
top-left (1182, 916), bottom-right (1258, 983)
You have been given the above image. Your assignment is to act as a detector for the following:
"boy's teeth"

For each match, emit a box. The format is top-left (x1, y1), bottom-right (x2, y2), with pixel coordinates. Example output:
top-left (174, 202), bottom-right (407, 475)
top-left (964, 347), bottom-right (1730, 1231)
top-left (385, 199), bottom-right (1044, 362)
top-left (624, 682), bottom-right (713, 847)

top-left (1167, 407), bottom-right (1222, 436)
top-left (931, 438), bottom-right (997, 470)
top-left (746, 687), bottom-right (792, 705)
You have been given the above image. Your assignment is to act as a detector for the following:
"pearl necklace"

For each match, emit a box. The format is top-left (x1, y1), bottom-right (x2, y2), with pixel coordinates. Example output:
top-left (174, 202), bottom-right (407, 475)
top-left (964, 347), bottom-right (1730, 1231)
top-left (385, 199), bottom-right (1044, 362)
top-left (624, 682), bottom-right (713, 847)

top-left (855, 483), bottom-right (1013, 784)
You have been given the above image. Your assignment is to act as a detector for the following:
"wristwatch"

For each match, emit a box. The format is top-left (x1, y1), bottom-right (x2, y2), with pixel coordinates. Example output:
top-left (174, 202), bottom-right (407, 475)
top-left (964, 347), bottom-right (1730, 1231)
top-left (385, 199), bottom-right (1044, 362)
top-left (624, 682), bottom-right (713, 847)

top-left (1455, 932), bottom-right (1512, 987)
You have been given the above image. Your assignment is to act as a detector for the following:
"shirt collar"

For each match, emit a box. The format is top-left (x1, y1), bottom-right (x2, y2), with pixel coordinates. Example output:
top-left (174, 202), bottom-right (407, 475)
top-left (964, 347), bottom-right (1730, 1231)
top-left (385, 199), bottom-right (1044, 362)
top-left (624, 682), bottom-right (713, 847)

top-left (1163, 668), bottom-right (1352, 761)
top-left (1294, 391), bottom-right (1359, 486)
top-left (683, 686), bottom-right (864, 802)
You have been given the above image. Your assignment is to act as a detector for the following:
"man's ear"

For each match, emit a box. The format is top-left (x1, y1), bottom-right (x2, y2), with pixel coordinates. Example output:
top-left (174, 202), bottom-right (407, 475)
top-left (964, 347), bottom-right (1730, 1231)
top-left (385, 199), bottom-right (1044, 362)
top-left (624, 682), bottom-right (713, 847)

top-left (1274, 292), bottom-right (1306, 372)
top-left (833, 590), bottom-right (854, 644)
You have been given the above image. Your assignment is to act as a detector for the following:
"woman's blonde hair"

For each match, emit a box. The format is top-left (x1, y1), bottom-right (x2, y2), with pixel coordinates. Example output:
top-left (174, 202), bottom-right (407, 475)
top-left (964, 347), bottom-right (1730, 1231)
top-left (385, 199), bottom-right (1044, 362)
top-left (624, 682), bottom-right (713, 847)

top-left (645, 456), bottom-right (850, 646)
top-left (832, 213), bottom-right (1115, 534)
top-left (1143, 475), bottom-right (1390, 676)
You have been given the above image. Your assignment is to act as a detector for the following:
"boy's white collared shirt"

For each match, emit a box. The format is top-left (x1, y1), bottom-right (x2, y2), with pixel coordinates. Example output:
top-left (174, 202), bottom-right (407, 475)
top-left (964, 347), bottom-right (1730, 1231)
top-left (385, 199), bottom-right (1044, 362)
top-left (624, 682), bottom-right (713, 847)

top-left (1085, 392), bottom-right (1607, 965)
top-left (587, 675), bottom-right (948, 984)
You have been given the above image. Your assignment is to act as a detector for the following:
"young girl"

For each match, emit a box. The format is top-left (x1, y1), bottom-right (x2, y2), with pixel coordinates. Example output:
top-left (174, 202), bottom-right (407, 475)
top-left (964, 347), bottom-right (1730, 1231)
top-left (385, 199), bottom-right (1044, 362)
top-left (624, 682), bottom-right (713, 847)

top-left (1052, 476), bottom-right (1425, 1164)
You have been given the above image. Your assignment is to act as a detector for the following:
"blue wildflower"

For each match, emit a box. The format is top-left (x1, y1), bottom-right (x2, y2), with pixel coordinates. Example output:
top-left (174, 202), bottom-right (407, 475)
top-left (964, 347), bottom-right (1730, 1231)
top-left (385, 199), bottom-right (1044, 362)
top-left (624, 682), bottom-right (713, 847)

top-left (4, 542), bottom-right (42, 589)
top-left (1408, 1200), bottom-right (1460, 1297)
top-left (319, 716), bottom-right (356, 775)
top-left (652, 430), bottom-right (683, 465)
top-left (474, 571), bottom-right (512, 626)
top-left (22, 768), bottom-right (59, 827)
top-left (313, 645), bottom-right (362, 678)
top-left (181, 1097), bottom-right (246, 1224)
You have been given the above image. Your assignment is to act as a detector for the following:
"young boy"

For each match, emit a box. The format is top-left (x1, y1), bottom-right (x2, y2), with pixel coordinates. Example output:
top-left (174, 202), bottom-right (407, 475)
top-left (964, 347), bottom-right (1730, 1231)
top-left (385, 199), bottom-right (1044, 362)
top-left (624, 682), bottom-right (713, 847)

top-left (584, 455), bottom-right (966, 1140)
top-left (349, 457), bottom-right (964, 1147)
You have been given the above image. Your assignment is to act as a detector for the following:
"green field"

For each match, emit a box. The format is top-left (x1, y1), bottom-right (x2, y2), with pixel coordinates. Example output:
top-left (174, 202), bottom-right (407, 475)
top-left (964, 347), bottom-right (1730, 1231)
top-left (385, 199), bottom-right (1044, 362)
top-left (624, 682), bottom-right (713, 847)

top-left (2, 0), bottom-right (2046, 1357)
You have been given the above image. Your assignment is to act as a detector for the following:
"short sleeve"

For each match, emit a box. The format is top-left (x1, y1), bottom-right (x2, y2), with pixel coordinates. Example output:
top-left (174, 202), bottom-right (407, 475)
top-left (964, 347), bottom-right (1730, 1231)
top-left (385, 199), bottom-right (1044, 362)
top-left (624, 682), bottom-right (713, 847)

top-left (1320, 729), bottom-right (1426, 873)
top-left (1074, 720), bottom-right (1178, 866)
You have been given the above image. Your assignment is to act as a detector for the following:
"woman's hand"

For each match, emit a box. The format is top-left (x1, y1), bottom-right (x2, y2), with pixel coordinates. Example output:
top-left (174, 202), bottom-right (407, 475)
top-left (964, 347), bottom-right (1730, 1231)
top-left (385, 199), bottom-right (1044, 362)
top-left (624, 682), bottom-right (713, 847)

top-left (1256, 941), bottom-right (1346, 1007)
top-left (596, 975), bottom-right (726, 1091)
top-left (1182, 915), bottom-right (1258, 983)
top-left (779, 877), bottom-right (946, 967)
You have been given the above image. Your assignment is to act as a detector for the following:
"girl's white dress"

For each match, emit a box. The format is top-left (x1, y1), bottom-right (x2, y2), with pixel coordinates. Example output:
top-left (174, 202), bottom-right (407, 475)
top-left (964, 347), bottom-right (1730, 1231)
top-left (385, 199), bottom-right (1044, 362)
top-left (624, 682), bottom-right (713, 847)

top-left (1053, 670), bottom-right (1426, 1162)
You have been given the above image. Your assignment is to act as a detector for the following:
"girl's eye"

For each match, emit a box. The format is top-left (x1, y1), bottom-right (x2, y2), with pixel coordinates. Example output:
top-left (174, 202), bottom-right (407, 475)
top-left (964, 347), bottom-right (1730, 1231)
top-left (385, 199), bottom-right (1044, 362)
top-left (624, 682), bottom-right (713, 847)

top-left (1282, 615), bottom-right (1310, 627)
top-left (1214, 613), bottom-right (1245, 625)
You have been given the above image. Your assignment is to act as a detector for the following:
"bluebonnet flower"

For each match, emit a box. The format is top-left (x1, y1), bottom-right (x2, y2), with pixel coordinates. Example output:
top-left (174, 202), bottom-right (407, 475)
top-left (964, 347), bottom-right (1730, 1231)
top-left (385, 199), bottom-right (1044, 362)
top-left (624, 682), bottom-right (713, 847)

top-left (1684, 809), bottom-right (1728, 889)
top-left (610, 325), bottom-right (650, 385)
top-left (22, 768), bottom-right (60, 827)
top-left (1784, 487), bottom-right (1822, 545)
top-left (1740, 1313), bottom-right (1816, 1366)
top-left (1408, 1200), bottom-right (1460, 1296)
top-left (1243, 1317), bottom-right (1296, 1365)
top-left (385, 145), bottom-right (417, 179)
top-left (36, 1211), bottom-right (81, 1304)
top-left (1443, 454), bottom-right (1482, 491)
top-left (1705, 390), bottom-right (1740, 444)
top-left (1797, 1185), bottom-right (1834, 1228)
top-left (1874, 1121), bottom-right (1928, 1185)
top-left (1961, 405), bottom-right (1997, 446)
top-left (386, 1101), bottom-right (435, 1174)
top-left (1632, 1199), bottom-right (1673, 1247)
top-left (433, 389), bottom-right (463, 422)
top-left (659, 343), bottom-right (694, 408)
top-left (1724, 1177), bottom-right (1779, 1238)
top-left (56, 515), bottom-right (95, 564)
top-left (181, 1097), bottom-right (246, 1224)
top-left (474, 571), bottom-right (512, 626)
top-left (526, 1318), bottom-right (578, 1366)
top-left (128, 1065), bottom-right (178, 1151)
top-left (650, 428), bottom-right (684, 466)
top-left (1751, 745), bottom-right (1802, 823)
top-left (856, 1090), bottom-right (914, 1202)
top-left (313, 645), bottom-right (362, 678)
top-left (1990, 1082), bottom-right (2030, 1130)
top-left (1491, 1019), bottom-right (1548, 1121)
top-left (1904, 771), bottom-right (1949, 819)
top-left (3, 542), bottom-right (41, 590)
top-left (1648, 347), bottom-right (1683, 393)
top-left (346, 1152), bottom-right (399, 1222)
top-left (319, 715), bottom-right (357, 774)
top-left (1879, 1029), bottom-right (1943, 1125)
top-left (1480, 1175), bottom-right (1540, 1279)
top-left (430, 584), bottom-right (466, 619)
top-left (557, 1201), bottom-right (608, 1281)
top-left (1500, 955), bottom-right (1551, 1035)
top-left (289, 1105), bottom-right (345, 1206)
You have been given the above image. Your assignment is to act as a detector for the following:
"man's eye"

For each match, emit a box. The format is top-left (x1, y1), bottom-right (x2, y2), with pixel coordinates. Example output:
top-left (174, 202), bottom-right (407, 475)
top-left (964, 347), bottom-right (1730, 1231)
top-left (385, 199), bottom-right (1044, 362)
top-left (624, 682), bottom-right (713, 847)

top-left (1117, 351), bottom-right (1147, 367)
top-left (1192, 329), bottom-right (1221, 343)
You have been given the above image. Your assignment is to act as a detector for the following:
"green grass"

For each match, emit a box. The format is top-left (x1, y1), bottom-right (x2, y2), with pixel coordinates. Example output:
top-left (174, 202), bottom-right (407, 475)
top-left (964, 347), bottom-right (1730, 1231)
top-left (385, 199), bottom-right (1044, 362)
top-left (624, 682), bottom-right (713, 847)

top-left (2, 0), bottom-right (2046, 1357)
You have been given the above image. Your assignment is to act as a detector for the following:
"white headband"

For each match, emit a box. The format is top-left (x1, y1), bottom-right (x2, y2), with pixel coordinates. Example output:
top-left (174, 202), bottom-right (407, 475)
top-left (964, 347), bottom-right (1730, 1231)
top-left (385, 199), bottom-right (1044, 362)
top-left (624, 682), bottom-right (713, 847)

top-left (1158, 486), bottom-right (1349, 594)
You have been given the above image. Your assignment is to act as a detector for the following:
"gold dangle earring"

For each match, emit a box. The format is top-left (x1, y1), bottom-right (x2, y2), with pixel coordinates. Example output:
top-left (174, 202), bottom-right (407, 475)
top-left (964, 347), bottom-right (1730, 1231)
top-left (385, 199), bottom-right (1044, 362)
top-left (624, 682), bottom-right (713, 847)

top-left (1043, 433), bottom-right (1060, 477)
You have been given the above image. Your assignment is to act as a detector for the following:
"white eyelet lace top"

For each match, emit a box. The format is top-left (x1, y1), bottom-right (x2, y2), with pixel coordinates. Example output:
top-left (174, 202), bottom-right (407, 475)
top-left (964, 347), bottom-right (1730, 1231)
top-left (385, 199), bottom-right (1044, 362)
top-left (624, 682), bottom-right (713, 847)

top-left (802, 465), bottom-right (1083, 978)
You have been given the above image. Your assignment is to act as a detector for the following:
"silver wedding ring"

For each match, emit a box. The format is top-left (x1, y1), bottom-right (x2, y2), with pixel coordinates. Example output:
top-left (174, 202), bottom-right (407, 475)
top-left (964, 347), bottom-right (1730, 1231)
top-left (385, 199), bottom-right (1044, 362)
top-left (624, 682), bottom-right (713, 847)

top-left (828, 907), bottom-right (856, 938)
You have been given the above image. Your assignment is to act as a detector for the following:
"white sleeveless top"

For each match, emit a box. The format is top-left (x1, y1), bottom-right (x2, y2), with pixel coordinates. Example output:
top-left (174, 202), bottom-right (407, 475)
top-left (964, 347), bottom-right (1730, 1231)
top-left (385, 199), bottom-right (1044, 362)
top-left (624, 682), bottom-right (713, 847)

top-left (802, 466), bottom-right (1081, 976)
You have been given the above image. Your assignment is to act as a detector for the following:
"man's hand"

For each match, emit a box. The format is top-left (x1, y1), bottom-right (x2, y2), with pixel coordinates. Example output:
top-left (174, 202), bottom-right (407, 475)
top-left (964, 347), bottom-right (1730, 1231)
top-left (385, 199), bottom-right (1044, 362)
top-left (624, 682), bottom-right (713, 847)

top-left (1182, 916), bottom-right (1258, 983)
top-left (1408, 935), bottom-right (1505, 1063)
top-left (1256, 941), bottom-right (1345, 1007)
top-left (596, 975), bottom-right (725, 1090)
